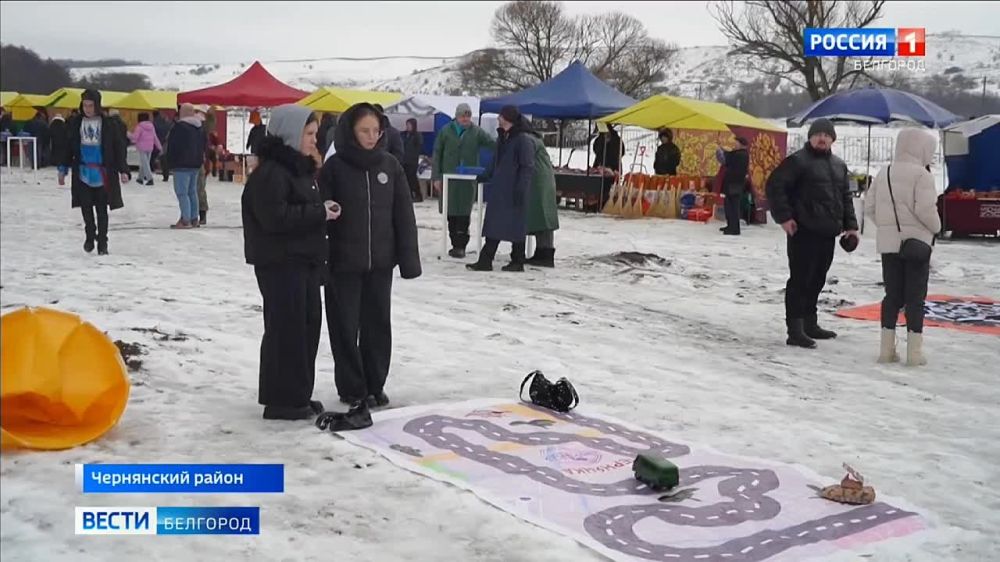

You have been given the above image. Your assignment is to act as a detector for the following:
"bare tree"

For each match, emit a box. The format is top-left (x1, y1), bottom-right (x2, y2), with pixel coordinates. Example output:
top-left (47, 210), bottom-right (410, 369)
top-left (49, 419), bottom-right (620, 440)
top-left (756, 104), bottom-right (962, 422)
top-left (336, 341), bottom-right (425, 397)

top-left (460, 1), bottom-right (677, 98)
top-left (711, 0), bottom-right (886, 101)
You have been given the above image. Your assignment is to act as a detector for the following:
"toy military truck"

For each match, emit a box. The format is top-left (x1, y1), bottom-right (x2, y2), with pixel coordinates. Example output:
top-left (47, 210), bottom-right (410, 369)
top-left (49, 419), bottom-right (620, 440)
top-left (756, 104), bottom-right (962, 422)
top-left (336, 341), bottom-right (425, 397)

top-left (633, 453), bottom-right (679, 490)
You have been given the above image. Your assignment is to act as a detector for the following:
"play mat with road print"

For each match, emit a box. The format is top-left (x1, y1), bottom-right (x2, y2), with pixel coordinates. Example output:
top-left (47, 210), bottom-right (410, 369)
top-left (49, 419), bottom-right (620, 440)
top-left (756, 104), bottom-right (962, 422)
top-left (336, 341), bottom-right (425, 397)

top-left (339, 399), bottom-right (927, 562)
top-left (836, 295), bottom-right (1000, 335)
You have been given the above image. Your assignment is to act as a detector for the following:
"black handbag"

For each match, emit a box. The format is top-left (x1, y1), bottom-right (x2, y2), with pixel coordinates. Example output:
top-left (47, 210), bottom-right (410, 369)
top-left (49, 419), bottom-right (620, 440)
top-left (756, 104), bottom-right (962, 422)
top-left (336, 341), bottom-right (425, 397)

top-left (519, 371), bottom-right (579, 413)
top-left (887, 165), bottom-right (933, 262)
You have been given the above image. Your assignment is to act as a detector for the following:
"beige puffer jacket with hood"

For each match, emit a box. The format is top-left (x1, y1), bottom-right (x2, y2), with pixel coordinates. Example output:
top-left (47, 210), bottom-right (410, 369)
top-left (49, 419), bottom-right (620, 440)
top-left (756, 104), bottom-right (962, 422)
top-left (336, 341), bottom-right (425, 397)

top-left (865, 128), bottom-right (942, 254)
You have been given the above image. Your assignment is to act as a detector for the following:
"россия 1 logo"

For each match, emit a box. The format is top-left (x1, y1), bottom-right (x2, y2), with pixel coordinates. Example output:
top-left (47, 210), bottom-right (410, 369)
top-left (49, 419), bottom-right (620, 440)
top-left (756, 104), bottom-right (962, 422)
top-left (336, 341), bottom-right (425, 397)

top-left (804, 28), bottom-right (925, 57)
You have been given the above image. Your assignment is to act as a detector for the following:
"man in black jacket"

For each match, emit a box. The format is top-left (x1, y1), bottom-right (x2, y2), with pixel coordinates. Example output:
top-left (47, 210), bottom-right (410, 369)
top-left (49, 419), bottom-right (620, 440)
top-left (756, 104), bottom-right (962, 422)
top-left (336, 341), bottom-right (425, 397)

top-left (717, 136), bottom-right (750, 235)
top-left (653, 128), bottom-right (681, 176)
top-left (766, 119), bottom-right (859, 349)
top-left (373, 103), bottom-right (405, 164)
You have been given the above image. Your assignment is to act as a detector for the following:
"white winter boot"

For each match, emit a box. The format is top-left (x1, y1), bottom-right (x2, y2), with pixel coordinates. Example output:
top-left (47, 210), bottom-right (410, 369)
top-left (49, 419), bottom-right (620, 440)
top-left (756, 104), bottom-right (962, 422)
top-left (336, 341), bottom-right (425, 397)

top-left (906, 331), bottom-right (927, 367)
top-left (878, 328), bottom-right (899, 363)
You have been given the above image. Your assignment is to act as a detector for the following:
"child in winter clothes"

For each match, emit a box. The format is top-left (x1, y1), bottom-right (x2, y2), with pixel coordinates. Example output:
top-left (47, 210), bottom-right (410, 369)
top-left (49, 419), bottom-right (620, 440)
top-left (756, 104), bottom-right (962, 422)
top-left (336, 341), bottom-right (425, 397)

top-left (129, 113), bottom-right (163, 185)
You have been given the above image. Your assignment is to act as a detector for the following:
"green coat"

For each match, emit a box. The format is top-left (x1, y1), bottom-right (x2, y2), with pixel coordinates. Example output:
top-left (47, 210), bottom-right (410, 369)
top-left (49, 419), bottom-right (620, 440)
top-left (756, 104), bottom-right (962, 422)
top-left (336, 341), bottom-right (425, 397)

top-left (527, 136), bottom-right (559, 234)
top-left (433, 122), bottom-right (495, 216)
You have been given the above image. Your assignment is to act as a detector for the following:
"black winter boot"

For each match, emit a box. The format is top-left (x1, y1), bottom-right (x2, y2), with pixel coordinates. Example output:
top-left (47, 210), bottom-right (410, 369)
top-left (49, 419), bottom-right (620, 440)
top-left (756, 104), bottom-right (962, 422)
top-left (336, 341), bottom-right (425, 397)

top-left (786, 319), bottom-right (817, 348)
top-left (366, 392), bottom-right (390, 408)
top-left (263, 404), bottom-right (314, 420)
top-left (84, 236), bottom-right (95, 253)
top-left (199, 210), bottom-right (207, 225)
top-left (467, 239), bottom-right (498, 271)
top-left (525, 248), bottom-right (555, 268)
top-left (502, 242), bottom-right (526, 272)
top-left (315, 400), bottom-right (373, 432)
top-left (804, 314), bottom-right (837, 339)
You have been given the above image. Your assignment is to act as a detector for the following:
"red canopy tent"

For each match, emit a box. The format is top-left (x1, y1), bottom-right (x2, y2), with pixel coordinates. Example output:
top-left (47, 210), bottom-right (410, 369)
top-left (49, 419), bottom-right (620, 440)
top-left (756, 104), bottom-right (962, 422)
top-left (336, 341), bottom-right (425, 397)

top-left (177, 61), bottom-right (308, 107)
top-left (178, 61), bottom-right (309, 177)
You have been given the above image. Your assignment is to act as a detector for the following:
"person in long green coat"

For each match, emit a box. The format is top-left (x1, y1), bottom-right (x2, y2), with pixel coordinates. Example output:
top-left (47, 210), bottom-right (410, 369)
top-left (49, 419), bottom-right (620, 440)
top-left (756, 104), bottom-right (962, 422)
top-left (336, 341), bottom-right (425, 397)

top-left (525, 133), bottom-right (560, 267)
top-left (432, 103), bottom-right (496, 258)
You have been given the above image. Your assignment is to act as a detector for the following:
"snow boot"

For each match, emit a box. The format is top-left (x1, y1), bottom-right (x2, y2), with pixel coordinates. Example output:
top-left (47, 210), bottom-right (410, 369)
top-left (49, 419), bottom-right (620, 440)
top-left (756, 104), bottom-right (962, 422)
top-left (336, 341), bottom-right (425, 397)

top-left (315, 400), bottom-right (373, 432)
top-left (199, 210), bottom-right (207, 225)
top-left (171, 219), bottom-right (191, 229)
top-left (906, 331), bottom-right (927, 367)
top-left (448, 247), bottom-right (466, 259)
top-left (877, 328), bottom-right (899, 363)
top-left (309, 400), bottom-right (325, 415)
top-left (84, 236), bottom-right (95, 253)
top-left (502, 262), bottom-right (525, 272)
top-left (97, 236), bottom-right (109, 256)
top-left (366, 392), bottom-right (390, 409)
top-left (525, 248), bottom-right (555, 268)
top-left (786, 319), bottom-right (817, 349)
top-left (804, 314), bottom-right (837, 339)
top-left (263, 404), bottom-right (314, 420)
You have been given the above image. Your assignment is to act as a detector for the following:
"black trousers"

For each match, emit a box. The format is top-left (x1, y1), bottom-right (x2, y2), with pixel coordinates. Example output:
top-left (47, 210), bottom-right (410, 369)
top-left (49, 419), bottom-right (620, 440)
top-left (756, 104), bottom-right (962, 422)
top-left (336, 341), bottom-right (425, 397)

top-left (325, 268), bottom-right (394, 402)
top-left (448, 215), bottom-right (471, 250)
top-left (403, 163), bottom-right (422, 201)
top-left (80, 188), bottom-right (110, 244)
top-left (724, 191), bottom-right (742, 234)
top-left (881, 253), bottom-right (930, 333)
top-left (481, 237), bottom-right (526, 264)
top-left (785, 230), bottom-right (835, 319)
top-left (254, 263), bottom-right (322, 408)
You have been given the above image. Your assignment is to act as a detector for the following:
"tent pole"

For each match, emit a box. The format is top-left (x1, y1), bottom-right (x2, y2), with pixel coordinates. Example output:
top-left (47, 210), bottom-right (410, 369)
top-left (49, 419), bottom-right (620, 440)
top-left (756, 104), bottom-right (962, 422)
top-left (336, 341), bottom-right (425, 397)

top-left (242, 108), bottom-right (247, 182)
top-left (866, 124), bottom-right (871, 178)
top-left (558, 120), bottom-right (563, 167)
top-left (586, 119), bottom-right (592, 176)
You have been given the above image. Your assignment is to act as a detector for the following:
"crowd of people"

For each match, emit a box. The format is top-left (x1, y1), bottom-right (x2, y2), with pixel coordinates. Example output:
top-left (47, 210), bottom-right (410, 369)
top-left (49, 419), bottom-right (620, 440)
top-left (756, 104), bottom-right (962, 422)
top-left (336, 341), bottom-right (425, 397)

top-left (3, 93), bottom-right (941, 428)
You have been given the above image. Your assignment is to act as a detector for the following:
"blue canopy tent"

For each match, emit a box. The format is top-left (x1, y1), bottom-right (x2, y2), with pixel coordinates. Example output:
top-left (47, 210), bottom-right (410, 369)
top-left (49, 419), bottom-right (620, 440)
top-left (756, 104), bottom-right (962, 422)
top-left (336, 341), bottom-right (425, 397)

top-left (480, 61), bottom-right (635, 209)
top-left (942, 115), bottom-right (1000, 192)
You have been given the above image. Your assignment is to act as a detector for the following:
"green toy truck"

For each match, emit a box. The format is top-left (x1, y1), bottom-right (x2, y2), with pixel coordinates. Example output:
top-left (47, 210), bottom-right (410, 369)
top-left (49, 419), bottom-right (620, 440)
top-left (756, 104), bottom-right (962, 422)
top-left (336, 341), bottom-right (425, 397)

top-left (633, 453), bottom-right (679, 491)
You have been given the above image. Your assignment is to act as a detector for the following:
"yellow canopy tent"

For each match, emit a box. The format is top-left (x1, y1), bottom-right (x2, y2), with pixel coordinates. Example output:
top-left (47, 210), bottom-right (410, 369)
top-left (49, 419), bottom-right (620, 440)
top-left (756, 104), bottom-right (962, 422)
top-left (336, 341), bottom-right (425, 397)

top-left (298, 87), bottom-right (403, 113)
top-left (109, 90), bottom-right (178, 111)
top-left (600, 94), bottom-right (784, 133)
top-left (7, 94), bottom-right (50, 121)
top-left (1, 91), bottom-right (20, 108)
top-left (42, 88), bottom-right (128, 110)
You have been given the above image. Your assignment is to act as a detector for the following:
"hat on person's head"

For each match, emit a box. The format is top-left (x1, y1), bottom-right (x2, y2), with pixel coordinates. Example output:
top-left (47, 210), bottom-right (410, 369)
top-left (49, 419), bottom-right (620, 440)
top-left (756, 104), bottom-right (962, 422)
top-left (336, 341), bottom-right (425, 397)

top-left (659, 128), bottom-right (673, 140)
top-left (735, 136), bottom-right (749, 147)
top-left (266, 104), bottom-right (314, 150)
top-left (499, 105), bottom-right (521, 125)
top-left (179, 103), bottom-right (196, 119)
top-left (80, 89), bottom-right (102, 113)
top-left (455, 103), bottom-right (472, 118)
top-left (808, 118), bottom-right (837, 141)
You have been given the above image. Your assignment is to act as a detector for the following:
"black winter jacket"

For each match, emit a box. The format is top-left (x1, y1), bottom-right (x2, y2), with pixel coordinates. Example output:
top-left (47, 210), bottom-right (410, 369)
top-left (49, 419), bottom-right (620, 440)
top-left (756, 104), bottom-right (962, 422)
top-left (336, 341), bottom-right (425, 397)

top-left (402, 131), bottom-right (423, 167)
top-left (241, 136), bottom-right (328, 267)
top-left (721, 148), bottom-right (749, 195)
top-left (766, 143), bottom-right (859, 237)
top-left (49, 118), bottom-right (70, 165)
top-left (318, 108), bottom-right (421, 279)
top-left (167, 120), bottom-right (208, 169)
top-left (378, 116), bottom-right (406, 164)
top-left (64, 114), bottom-right (128, 210)
top-left (654, 142), bottom-right (681, 175)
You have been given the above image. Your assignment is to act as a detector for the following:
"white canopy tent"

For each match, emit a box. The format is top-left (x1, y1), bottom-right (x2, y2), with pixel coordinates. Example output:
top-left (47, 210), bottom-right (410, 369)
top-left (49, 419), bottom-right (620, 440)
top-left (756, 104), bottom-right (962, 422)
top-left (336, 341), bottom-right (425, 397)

top-left (383, 94), bottom-right (498, 134)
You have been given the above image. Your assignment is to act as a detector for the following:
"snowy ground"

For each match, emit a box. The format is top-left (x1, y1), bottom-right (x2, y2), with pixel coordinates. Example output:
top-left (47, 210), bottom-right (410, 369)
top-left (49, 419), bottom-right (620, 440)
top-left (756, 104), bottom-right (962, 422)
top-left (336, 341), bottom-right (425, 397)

top-left (1, 167), bottom-right (998, 561)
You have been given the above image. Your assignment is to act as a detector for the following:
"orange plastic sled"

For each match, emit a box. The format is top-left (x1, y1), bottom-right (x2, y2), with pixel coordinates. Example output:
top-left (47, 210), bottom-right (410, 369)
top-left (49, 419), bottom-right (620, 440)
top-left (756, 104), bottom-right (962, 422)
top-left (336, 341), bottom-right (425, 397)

top-left (1, 307), bottom-right (130, 450)
top-left (836, 295), bottom-right (1000, 336)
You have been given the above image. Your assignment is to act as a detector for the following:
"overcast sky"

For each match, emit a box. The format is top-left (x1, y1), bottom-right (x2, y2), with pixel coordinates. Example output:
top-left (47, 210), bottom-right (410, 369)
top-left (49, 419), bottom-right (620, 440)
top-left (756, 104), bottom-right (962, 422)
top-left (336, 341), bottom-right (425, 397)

top-left (1, 1), bottom-right (997, 64)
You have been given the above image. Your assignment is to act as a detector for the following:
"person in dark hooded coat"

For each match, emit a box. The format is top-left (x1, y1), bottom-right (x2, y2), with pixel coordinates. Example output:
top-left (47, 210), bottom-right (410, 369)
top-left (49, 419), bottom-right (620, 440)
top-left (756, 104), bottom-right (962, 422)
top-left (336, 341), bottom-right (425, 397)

top-left (316, 102), bottom-right (421, 432)
top-left (49, 113), bottom-right (70, 184)
top-left (466, 105), bottom-right (536, 273)
top-left (62, 89), bottom-right (129, 255)
top-left (242, 104), bottom-right (338, 421)
top-left (373, 103), bottom-right (405, 164)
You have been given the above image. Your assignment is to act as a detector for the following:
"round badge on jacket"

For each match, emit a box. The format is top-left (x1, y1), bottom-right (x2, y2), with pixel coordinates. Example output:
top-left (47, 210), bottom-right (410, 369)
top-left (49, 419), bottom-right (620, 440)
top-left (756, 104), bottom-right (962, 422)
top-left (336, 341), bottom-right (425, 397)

top-left (377, 172), bottom-right (389, 185)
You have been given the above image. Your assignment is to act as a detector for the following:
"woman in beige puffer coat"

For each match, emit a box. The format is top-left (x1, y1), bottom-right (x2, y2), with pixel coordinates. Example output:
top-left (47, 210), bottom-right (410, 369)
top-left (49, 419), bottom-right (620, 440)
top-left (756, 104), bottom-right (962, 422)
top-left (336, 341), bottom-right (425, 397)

top-left (865, 128), bottom-right (942, 366)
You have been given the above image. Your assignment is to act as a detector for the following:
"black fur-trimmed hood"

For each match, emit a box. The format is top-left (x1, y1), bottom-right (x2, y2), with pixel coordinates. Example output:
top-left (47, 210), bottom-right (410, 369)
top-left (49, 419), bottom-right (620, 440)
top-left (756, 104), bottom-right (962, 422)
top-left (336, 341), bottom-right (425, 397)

top-left (257, 135), bottom-right (317, 176)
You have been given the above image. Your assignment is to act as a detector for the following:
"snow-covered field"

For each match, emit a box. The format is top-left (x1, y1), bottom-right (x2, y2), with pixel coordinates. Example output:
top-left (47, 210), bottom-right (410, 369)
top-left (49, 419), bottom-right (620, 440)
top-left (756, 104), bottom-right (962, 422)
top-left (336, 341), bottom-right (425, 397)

top-left (1, 167), bottom-right (998, 561)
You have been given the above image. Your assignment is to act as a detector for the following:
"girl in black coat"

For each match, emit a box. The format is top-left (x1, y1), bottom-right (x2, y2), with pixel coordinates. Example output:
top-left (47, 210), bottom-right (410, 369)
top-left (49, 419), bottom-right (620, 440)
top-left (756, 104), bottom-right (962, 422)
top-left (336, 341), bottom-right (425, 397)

top-left (315, 103), bottom-right (421, 432)
top-left (241, 104), bottom-right (341, 421)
